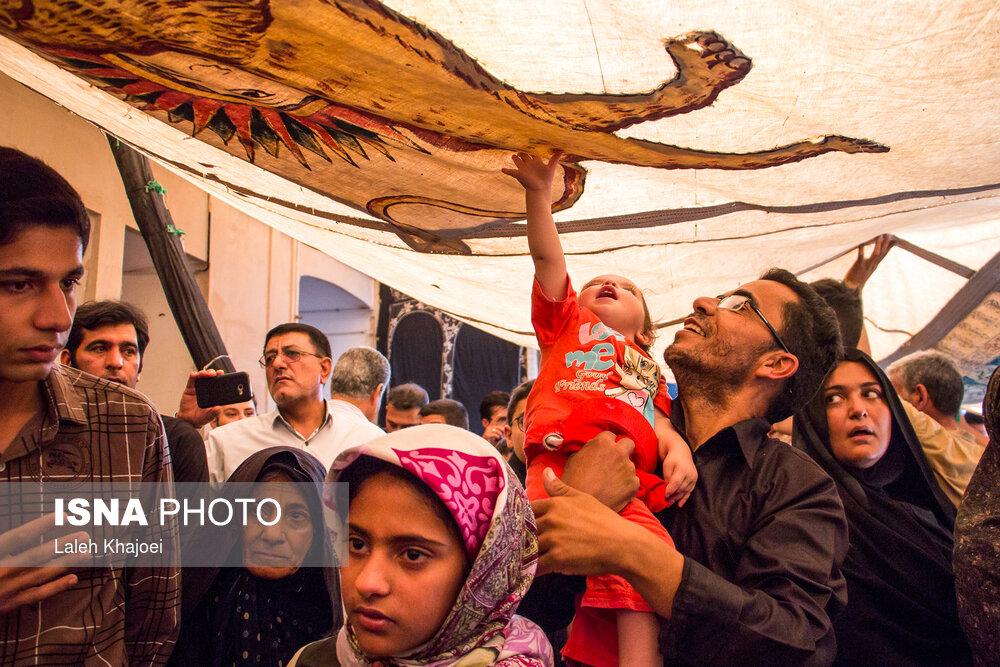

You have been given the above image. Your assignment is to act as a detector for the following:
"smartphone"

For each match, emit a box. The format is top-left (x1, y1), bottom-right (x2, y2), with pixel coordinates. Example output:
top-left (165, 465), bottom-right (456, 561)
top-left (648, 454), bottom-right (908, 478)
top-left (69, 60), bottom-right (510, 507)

top-left (195, 372), bottom-right (253, 408)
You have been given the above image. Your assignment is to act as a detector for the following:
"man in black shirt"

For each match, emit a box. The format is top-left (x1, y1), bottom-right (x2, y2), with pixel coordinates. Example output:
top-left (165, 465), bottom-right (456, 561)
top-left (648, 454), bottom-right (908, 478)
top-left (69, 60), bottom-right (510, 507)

top-left (62, 299), bottom-right (209, 483)
top-left (532, 269), bottom-right (848, 666)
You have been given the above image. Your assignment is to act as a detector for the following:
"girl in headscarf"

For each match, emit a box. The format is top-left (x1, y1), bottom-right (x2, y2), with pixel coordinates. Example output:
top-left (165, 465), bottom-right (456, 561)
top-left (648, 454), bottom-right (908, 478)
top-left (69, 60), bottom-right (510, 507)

top-left (793, 348), bottom-right (972, 666)
top-left (289, 423), bottom-right (552, 666)
top-left (170, 446), bottom-right (341, 667)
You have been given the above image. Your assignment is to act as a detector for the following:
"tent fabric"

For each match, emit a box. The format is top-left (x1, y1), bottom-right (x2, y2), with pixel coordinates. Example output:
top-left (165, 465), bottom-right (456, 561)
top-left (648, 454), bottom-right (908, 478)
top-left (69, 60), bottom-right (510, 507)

top-left (1, 1), bottom-right (998, 384)
top-left (882, 251), bottom-right (1000, 405)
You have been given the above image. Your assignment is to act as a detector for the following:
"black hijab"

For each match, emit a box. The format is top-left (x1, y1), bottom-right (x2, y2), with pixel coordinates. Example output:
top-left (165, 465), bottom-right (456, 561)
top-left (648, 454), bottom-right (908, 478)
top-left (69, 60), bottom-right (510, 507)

top-left (793, 348), bottom-right (971, 666)
top-left (170, 447), bottom-right (342, 667)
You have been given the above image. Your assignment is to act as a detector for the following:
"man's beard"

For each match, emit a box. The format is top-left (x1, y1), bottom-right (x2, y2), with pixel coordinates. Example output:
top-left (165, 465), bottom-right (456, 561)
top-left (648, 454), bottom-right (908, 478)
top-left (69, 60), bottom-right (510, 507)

top-left (664, 334), bottom-right (766, 409)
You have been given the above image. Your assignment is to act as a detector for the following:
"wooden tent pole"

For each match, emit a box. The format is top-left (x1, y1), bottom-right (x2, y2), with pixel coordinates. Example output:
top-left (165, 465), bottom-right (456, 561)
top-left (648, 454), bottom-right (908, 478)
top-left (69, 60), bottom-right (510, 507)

top-left (106, 136), bottom-right (236, 373)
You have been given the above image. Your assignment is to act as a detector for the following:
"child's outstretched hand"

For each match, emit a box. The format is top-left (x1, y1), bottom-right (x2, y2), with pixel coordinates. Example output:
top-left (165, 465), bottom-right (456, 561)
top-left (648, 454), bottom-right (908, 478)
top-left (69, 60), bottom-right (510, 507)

top-left (502, 151), bottom-right (563, 192)
top-left (661, 441), bottom-right (698, 508)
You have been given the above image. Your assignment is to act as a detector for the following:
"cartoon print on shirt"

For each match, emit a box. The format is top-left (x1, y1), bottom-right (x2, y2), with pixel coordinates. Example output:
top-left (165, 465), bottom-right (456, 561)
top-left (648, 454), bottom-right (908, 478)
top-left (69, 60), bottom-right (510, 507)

top-left (606, 346), bottom-right (661, 424)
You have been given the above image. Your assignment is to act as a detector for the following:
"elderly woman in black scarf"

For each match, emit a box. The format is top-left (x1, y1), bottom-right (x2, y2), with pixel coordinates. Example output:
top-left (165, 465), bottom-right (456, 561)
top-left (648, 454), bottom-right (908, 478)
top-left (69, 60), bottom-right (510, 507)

top-left (954, 364), bottom-right (1000, 666)
top-left (794, 348), bottom-right (972, 666)
top-left (169, 446), bottom-right (341, 666)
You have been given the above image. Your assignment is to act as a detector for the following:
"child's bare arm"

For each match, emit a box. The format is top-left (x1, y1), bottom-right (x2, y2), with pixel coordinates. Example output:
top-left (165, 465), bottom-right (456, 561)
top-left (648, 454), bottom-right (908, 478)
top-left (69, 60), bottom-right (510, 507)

top-left (502, 151), bottom-right (567, 300)
top-left (656, 409), bottom-right (697, 507)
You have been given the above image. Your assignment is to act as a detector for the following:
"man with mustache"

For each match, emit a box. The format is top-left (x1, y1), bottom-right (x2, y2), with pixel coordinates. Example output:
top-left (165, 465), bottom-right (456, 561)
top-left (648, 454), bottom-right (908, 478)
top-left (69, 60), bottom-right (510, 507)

top-left (532, 269), bottom-right (849, 666)
top-left (206, 323), bottom-right (383, 479)
top-left (61, 299), bottom-right (209, 483)
top-left (887, 350), bottom-right (986, 506)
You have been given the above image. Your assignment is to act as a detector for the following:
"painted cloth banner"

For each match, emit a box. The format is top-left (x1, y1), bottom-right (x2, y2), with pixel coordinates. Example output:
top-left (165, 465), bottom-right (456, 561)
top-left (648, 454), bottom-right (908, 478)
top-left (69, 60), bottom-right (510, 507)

top-left (1, 0), bottom-right (998, 374)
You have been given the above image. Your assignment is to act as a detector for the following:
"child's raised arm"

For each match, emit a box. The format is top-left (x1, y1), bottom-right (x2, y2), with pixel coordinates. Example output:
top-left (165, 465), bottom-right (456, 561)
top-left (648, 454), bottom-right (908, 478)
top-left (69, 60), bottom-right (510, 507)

top-left (502, 151), bottom-right (568, 300)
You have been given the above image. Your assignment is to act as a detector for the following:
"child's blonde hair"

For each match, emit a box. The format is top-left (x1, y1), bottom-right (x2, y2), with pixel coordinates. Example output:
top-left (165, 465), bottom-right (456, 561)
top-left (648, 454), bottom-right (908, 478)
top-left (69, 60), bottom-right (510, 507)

top-left (639, 291), bottom-right (655, 352)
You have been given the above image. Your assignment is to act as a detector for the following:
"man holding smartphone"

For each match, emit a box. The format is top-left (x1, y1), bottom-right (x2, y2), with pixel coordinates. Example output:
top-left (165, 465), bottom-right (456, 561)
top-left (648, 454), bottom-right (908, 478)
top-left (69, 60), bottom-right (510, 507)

top-left (61, 300), bottom-right (209, 483)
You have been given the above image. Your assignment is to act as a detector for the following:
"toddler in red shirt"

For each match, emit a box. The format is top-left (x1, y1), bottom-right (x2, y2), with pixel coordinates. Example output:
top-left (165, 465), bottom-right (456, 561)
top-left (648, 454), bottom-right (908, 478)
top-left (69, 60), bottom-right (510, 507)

top-left (504, 152), bottom-right (697, 667)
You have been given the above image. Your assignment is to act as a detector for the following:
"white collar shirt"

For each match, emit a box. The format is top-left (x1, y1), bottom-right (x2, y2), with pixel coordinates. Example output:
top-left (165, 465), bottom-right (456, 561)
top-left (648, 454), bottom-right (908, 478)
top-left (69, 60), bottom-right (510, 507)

top-left (206, 398), bottom-right (384, 480)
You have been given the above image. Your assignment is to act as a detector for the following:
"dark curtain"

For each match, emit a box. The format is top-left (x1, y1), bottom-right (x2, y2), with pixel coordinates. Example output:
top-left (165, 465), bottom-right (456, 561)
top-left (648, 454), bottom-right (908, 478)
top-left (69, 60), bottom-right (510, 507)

top-left (375, 283), bottom-right (393, 357)
top-left (452, 324), bottom-right (521, 436)
top-left (389, 312), bottom-right (444, 401)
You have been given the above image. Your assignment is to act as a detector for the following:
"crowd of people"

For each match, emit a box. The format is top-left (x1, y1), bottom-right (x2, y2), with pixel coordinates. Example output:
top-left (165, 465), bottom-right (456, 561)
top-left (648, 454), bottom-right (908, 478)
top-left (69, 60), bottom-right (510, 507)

top-left (1, 144), bottom-right (997, 666)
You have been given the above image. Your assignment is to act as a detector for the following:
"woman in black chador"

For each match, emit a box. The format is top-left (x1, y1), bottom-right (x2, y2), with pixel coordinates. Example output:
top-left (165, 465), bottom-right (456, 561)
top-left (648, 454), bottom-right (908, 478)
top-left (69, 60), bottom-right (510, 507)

top-left (794, 348), bottom-right (971, 666)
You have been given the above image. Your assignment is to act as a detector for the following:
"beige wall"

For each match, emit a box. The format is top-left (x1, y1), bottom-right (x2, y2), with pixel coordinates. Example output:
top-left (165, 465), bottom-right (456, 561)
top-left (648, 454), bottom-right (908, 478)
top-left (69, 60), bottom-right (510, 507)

top-left (2, 73), bottom-right (378, 415)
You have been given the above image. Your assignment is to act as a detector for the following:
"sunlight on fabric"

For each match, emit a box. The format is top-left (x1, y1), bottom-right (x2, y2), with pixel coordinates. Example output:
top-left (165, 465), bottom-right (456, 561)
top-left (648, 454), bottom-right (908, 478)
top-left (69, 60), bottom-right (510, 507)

top-left (1, 0), bottom-right (998, 375)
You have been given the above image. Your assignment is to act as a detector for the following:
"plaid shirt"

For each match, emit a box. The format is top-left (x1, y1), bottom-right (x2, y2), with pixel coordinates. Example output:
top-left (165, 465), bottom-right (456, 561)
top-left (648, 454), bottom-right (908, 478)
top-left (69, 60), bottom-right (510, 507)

top-left (0, 365), bottom-right (180, 666)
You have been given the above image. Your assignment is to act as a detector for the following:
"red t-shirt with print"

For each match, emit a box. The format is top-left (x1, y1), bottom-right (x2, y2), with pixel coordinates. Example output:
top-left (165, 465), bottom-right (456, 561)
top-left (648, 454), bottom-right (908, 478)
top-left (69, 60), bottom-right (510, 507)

top-left (524, 276), bottom-right (670, 467)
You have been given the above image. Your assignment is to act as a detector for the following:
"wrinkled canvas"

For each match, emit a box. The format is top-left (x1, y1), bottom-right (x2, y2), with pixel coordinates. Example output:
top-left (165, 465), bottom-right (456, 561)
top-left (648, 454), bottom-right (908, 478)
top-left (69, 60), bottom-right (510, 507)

top-left (1, 0), bottom-right (998, 389)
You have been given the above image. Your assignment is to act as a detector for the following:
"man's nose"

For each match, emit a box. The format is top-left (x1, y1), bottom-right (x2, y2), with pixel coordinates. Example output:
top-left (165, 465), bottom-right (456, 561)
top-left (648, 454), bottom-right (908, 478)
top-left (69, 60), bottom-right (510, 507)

top-left (35, 284), bottom-right (74, 334)
top-left (692, 295), bottom-right (717, 315)
top-left (106, 348), bottom-right (124, 369)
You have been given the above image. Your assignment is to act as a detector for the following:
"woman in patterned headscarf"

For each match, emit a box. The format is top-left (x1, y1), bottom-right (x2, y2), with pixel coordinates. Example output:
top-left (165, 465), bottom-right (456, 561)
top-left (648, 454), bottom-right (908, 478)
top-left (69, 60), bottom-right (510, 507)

top-left (289, 423), bottom-right (552, 666)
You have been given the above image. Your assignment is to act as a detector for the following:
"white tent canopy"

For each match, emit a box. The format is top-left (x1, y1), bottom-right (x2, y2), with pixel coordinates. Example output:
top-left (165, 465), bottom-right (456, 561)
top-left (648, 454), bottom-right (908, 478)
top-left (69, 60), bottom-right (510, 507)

top-left (1, 0), bottom-right (997, 395)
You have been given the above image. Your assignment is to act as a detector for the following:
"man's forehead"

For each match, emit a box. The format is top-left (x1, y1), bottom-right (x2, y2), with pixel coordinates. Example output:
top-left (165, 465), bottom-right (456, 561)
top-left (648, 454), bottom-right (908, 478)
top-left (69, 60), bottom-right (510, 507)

top-left (80, 323), bottom-right (139, 345)
top-left (731, 279), bottom-right (798, 307)
top-left (0, 227), bottom-right (83, 273)
top-left (264, 331), bottom-right (314, 351)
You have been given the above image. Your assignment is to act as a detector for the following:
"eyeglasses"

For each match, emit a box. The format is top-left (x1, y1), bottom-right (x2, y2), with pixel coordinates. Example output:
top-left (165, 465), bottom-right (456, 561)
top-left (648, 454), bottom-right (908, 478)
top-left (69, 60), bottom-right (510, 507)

top-left (716, 294), bottom-right (791, 354)
top-left (259, 348), bottom-right (325, 368)
top-left (512, 414), bottom-right (525, 431)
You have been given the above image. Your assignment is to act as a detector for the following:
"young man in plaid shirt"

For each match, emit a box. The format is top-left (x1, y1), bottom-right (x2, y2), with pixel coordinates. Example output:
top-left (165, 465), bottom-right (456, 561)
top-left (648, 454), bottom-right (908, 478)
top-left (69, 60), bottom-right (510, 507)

top-left (0, 147), bottom-right (180, 665)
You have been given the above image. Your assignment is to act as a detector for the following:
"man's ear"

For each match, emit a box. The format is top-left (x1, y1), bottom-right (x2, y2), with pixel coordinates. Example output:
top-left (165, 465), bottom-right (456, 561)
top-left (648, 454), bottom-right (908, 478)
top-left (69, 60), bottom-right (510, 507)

top-left (911, 384), bottom-right (931, 411)
top-left (59, 349), bottom-right (71, 366)
top-left (754, 350), bottom-right (799, 382)
top-left (319, 358), bottom-right (333, 383)
top-left (363, 384), bottom-right (384, 423)
top-left (369, 383), bottom-right (385, 410)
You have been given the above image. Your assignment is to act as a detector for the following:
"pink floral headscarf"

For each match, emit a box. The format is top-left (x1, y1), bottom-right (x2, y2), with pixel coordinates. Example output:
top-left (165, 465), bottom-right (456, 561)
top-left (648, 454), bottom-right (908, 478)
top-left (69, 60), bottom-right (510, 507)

top-left (329, 424), bottom-right (552, 667)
